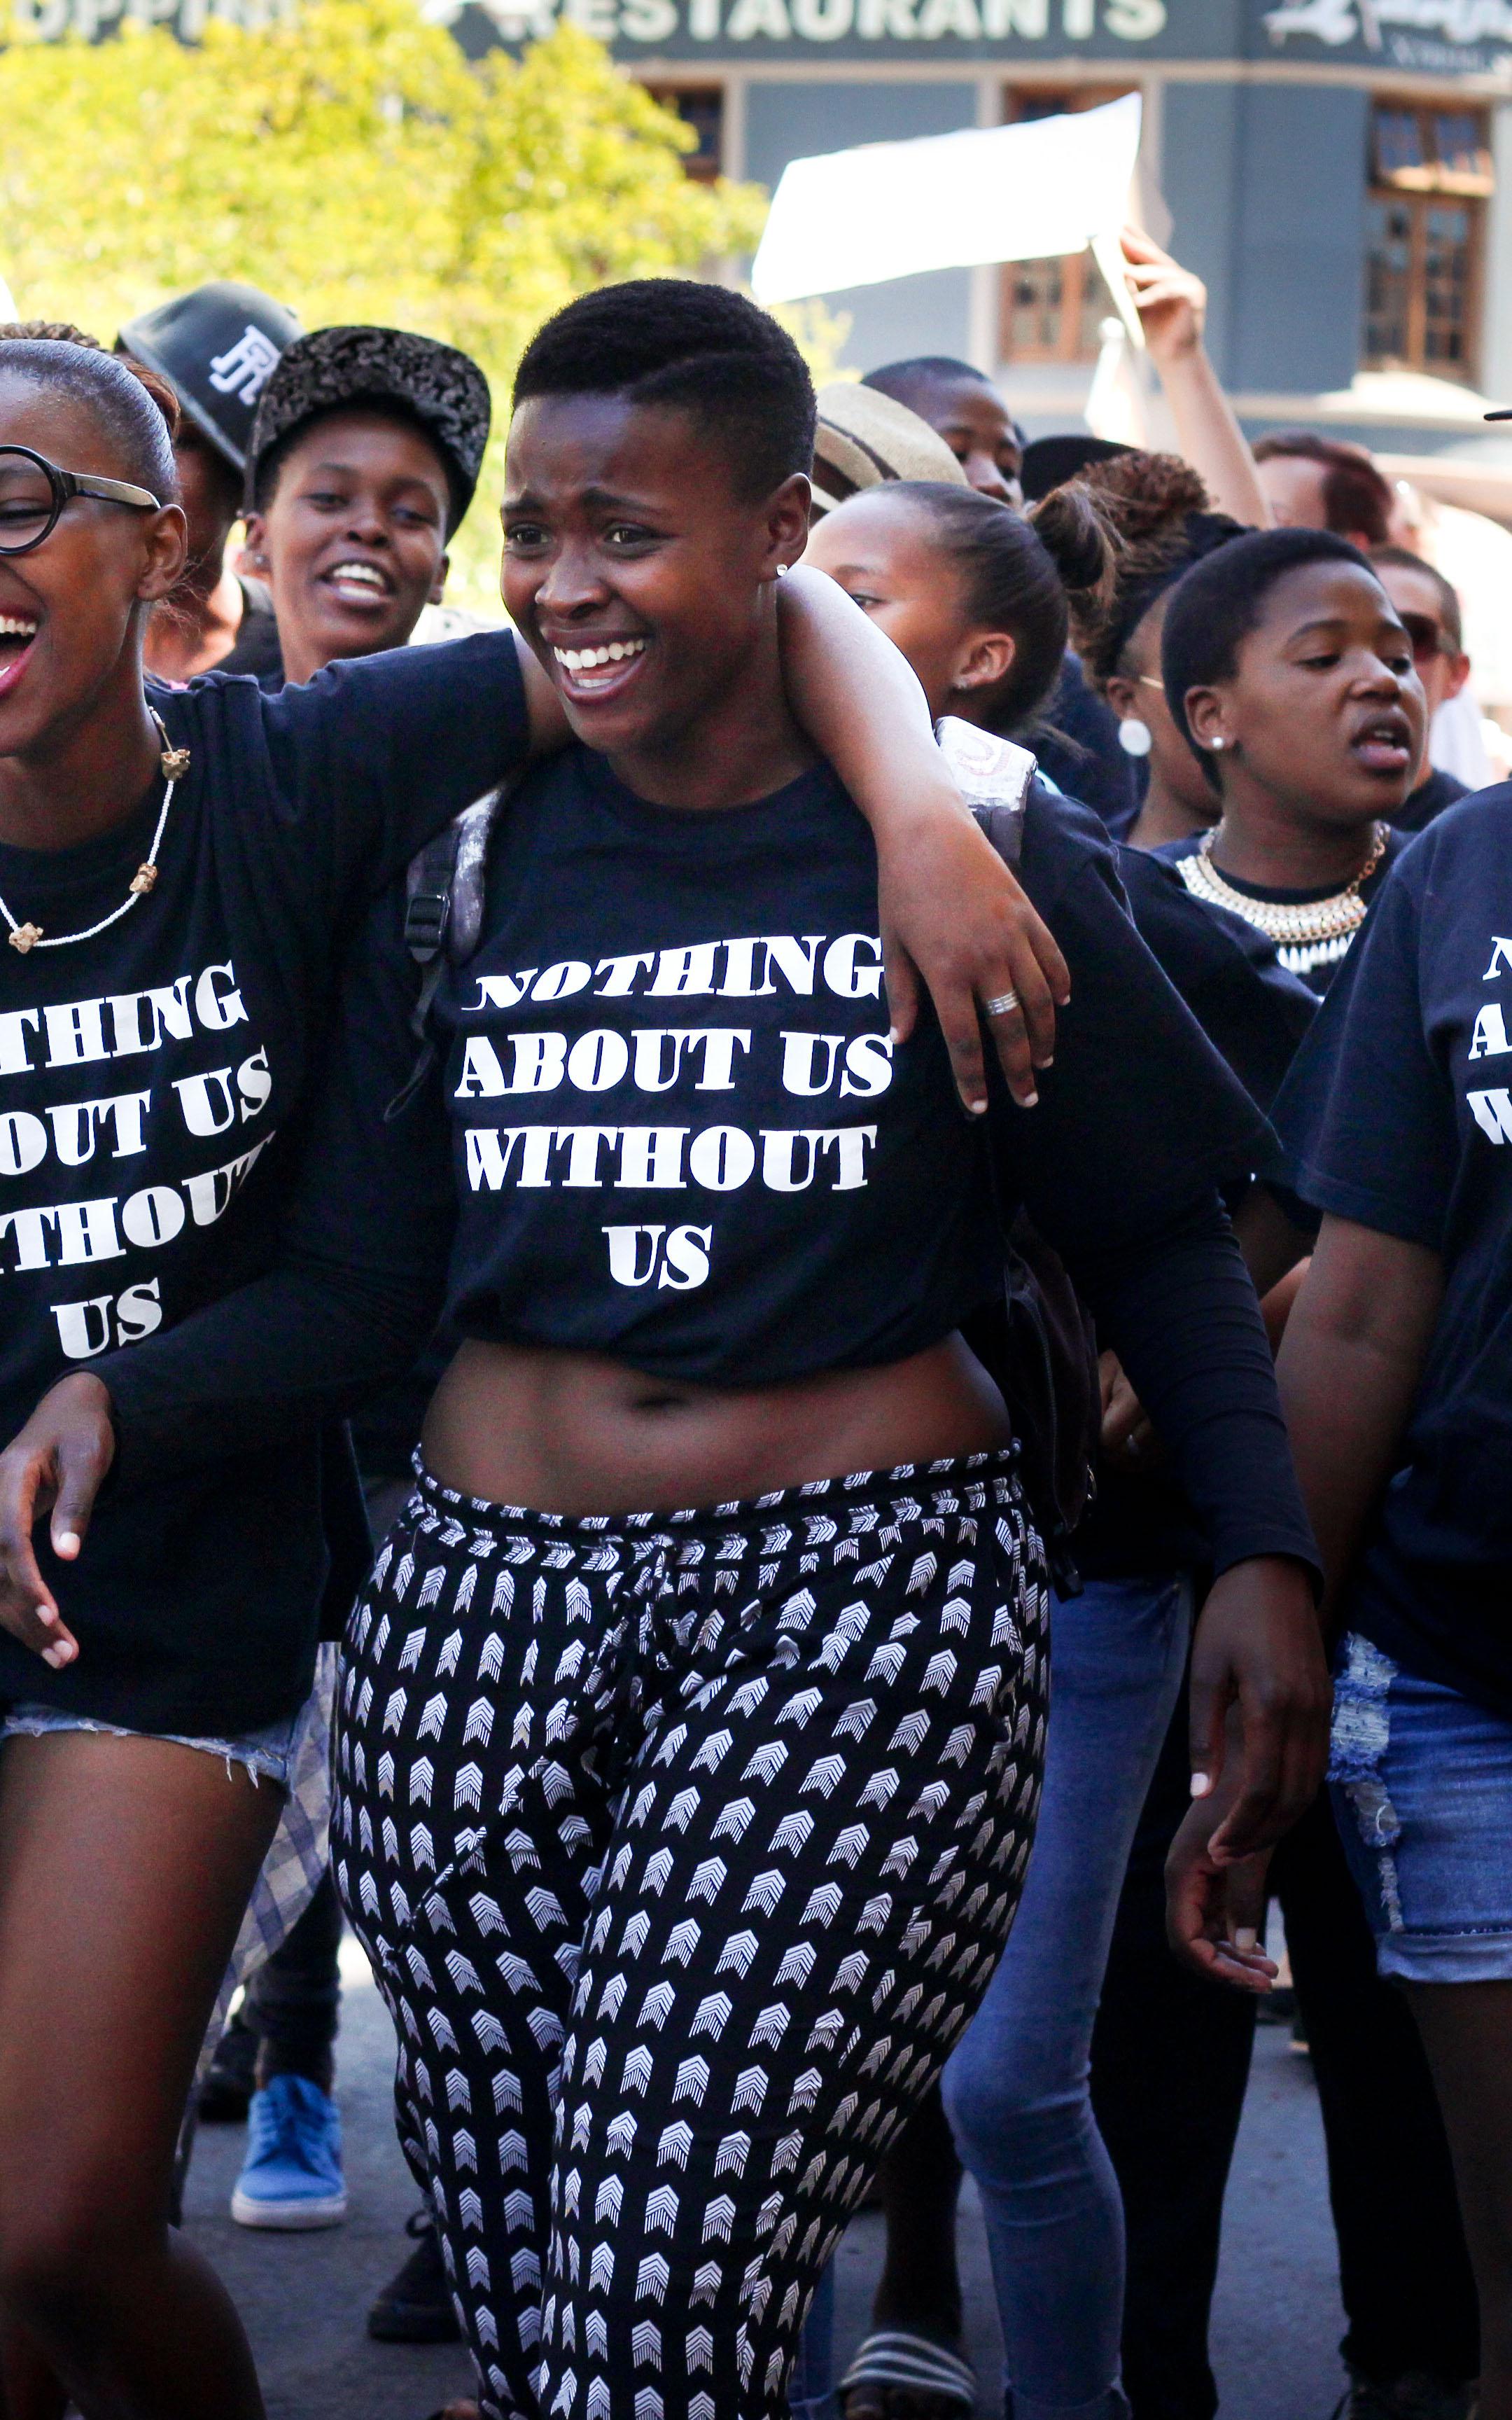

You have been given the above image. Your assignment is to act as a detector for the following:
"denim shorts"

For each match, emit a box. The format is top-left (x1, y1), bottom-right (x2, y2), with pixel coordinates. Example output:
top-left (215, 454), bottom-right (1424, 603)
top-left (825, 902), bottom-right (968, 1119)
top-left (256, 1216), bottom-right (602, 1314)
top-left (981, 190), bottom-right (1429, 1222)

top-left (0, 1697), bottom-right (307, 1789)
top-left (1330, 1630), bottom-right (1512, 1985)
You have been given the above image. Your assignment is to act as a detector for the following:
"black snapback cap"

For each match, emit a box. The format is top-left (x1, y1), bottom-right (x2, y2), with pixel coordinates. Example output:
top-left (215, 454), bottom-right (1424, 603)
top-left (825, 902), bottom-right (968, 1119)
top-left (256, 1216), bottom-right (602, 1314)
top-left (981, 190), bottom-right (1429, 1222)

top-left (118, 282), bottom-right (302, 473)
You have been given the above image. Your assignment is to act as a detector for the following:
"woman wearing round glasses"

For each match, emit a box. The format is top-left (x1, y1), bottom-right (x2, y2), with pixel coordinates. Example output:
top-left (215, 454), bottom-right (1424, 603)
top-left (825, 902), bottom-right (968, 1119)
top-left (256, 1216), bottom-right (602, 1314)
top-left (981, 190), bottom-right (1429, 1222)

top-left (0, 336), bottom-right (1056, 2418)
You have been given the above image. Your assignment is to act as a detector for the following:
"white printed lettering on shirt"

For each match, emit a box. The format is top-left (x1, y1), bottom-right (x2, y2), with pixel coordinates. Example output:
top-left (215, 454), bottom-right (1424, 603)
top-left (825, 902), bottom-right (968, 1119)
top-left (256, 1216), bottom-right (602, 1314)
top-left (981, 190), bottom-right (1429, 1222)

top-left (822, 935), bottom-right (884, 1002)
top-left (108, 979), bottom-right (193, 1057)
top-left (463, 1122), bottom-right (873, 1195)
top-left (686, 1126), bottom-right (755, 1190)
top-left (194, 964), bottom-right (249, 1032)
top-left (46, 1090), bottom-right (153, 1166)
top-left (0, 1111), bottom-right (46, 1178)
top-left (780, 1033), bottom-right (845, 1097)
top-left (173, 1066), bottom-right (239, 1138)
top-left (617, 1127), bottom-right (687, 1188)
top-left (237, 1049), bottom-right (272, 1120)
top-left (531, 961), bottom-right (592, 1003)
top-left (43, 998), bottom-right (110, 1069)
top-left (650, 944), bottom-right (719, 999)
top-left (840, 1034), bottom-right (894, 1099)
top-left (0, 1136), bottom-right (272, 1273)
top-left (1469, 1005), bottom-right (1511, 1060)
top-left (1468, 1088), bottom-right (1512, 1144)
top-left (120, 1186), bottom-right (187, 1249)
top-left (566, 1031), bottom-right (630, 1093)
top-left (50, 1277), bottom-right (162, 1361)
top-left (0, 1010), bottom-right (39, 1076)
top-left (634, 1030), bottom-right (691, 1092)
top-left (602, 1223), bottom-right (712, 1290)
top-left (471, 970), bottom-right (538, 1013)
top-left (760, 1127), bottom-right (876, 1191)
top-left (1485, 939), bottom-right (1512, 982)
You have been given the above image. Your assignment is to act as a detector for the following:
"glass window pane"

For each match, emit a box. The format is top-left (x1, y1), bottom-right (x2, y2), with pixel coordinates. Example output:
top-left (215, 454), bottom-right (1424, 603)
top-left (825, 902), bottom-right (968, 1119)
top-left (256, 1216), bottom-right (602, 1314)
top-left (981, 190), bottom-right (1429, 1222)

top-left (1373, 107), bottom-right (1424, 182)
top-left (1433, 112), bottom-right (1489, 184)
top-left (644, 85), bottom-right (722, 181)
top-left (1422, 202), bottom-right (1471, 368)
top-left (1078, 251), bottom-right (1112, 359)
top-left (1008, 258), bottom-right (1065, 357)
top-left (1364, 197), bottom-right (1413, 366)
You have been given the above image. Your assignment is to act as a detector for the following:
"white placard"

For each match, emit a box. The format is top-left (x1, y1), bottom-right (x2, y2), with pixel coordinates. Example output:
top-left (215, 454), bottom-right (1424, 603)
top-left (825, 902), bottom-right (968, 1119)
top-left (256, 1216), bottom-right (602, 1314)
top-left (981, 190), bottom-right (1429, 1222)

top-left (751, 92), bottom-right (1142, 307)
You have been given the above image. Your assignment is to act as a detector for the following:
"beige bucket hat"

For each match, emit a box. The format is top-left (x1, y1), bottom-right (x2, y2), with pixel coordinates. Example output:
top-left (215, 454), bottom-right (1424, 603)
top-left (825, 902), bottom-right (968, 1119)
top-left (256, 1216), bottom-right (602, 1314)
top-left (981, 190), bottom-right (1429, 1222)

top-left (811, 381), bottom-right (969, 515)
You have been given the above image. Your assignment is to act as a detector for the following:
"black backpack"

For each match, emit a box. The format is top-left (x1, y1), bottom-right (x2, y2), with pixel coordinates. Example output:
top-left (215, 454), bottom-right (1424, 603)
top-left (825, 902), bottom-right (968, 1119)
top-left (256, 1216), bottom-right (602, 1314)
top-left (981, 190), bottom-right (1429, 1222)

top-left (400, 741), bottom-right (1100, 1583)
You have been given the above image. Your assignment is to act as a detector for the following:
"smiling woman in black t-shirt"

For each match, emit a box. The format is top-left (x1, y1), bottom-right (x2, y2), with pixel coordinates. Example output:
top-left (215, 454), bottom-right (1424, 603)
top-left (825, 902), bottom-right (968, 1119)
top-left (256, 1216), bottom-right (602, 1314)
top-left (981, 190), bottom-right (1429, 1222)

top-left (1, 287), bottom-right (1329, 2420)
top-left (0, 332), bottom-right (1079, 2420)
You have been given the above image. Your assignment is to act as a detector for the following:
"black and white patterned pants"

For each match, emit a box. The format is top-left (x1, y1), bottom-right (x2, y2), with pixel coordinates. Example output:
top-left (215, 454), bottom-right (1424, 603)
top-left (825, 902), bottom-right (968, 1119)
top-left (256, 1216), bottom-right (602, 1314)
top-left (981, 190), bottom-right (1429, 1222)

top-left (332, 1452), bottom-right (1048, 2420)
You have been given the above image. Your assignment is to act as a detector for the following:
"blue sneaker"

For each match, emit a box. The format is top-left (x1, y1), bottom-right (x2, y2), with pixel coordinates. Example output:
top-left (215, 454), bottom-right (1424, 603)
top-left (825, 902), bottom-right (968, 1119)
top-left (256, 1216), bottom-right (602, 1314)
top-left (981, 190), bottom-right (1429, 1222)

top-left (230, 2074), bottom-right (348, 2230)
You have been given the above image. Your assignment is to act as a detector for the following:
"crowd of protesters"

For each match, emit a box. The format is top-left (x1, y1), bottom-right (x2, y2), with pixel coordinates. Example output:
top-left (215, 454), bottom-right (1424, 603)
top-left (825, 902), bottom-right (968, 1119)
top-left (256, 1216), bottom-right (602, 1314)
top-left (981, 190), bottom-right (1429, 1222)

top-left (0, 211), bottom-right (1504, 2420)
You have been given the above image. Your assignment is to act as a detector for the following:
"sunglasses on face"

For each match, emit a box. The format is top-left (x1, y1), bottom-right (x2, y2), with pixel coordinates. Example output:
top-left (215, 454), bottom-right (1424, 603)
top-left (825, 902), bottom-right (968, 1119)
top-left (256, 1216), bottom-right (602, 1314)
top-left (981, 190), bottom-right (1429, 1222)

top-left (0, 443), bottom-right (162, 557)
top-left (1397, 611), bottom-right (1455, 667)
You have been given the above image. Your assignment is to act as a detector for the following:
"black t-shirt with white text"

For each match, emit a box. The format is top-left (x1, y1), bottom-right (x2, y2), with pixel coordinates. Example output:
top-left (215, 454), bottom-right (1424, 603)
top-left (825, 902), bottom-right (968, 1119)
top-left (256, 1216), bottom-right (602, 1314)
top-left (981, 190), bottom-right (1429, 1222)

top-left (1274, 787), bottom-right (1512, 1718)
top-left (99, 756), bottom-right (1320, 1627)
top-left (0, 633), bottom-right (529, 1733)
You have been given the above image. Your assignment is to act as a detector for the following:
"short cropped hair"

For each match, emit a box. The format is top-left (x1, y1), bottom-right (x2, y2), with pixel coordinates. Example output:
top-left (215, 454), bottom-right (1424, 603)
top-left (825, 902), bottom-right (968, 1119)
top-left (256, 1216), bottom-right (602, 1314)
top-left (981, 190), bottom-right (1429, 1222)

top-left (1371, 542), bottom-right (1464, 653)
top-left (1252, 427), bottom-right (1393, 548)
top-left (0, 336), bottom-right (179, 499)
top-left (864, 356), bottom-right (1022, 443)
top-left (512, 279), bottom-right (816, 503)
top-left (1162, 525), bottom-right (1375, 788)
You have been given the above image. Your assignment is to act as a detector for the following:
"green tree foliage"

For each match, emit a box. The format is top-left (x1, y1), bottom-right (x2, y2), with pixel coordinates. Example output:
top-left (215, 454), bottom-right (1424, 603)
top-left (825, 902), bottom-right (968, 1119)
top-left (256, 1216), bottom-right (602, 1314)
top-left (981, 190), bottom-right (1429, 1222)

top-left (0, 1), bottom-right (769, 601)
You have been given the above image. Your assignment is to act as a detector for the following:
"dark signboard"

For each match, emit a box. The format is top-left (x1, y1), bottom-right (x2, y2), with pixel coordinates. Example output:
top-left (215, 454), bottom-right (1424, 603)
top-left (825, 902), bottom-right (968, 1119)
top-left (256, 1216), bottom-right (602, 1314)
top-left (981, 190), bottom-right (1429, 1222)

top-left (10, 0), bottom-right (1511, 74)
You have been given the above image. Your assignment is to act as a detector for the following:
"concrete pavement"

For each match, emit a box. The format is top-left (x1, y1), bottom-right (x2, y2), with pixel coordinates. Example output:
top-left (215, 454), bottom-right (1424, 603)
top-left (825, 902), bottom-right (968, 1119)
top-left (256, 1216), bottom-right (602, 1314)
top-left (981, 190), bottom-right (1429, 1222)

top-left (183, 1941), bottom-right (1347, 2420)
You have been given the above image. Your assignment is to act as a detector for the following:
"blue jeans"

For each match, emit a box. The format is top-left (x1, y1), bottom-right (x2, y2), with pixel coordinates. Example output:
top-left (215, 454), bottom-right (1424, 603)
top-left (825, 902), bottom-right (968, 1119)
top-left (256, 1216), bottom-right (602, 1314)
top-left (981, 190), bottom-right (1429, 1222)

top-left (1332, 1627), bottom-right (1512, 1985)
top-left (941, 1572), bottom-right (1191, 2420)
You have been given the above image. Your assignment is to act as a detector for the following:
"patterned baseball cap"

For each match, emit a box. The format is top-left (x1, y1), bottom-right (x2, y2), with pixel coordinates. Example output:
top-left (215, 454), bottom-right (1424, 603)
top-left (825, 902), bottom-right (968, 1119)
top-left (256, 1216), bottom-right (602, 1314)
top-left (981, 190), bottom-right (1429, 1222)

top-left (245, 325), bottom-right (493, 531)
top-left (117, 283), bottom-right (303, 473)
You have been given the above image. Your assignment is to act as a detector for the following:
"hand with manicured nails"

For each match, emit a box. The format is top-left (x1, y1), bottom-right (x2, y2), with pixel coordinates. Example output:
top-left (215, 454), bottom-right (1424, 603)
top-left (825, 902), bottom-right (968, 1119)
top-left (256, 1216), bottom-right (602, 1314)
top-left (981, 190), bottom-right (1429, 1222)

top-left (1184, 1555), bottom-right (1331, 1862)
top-left (875, 789), bottom-right (1070, 1115)
top-left (0, 1372), bottom-right (115, 1669)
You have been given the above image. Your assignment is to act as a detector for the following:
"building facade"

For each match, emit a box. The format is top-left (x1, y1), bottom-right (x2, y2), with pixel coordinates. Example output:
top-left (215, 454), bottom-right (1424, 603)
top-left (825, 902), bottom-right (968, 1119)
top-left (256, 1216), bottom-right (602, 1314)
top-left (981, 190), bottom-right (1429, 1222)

top-left (475, 0), bottom-right (1512, 468)
top-left (14, 0), bottom-right (1512, 462)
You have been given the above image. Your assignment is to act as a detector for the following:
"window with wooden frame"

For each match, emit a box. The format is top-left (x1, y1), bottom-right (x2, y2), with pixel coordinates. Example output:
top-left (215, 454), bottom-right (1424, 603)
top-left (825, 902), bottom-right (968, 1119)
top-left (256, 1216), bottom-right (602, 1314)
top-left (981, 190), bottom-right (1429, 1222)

top-left (1364, 102), bottom-right (1492, 382)
top-left (997, 85), bottom-right (1132, 365)
top-left (643, 84), bottom-right (724, 183)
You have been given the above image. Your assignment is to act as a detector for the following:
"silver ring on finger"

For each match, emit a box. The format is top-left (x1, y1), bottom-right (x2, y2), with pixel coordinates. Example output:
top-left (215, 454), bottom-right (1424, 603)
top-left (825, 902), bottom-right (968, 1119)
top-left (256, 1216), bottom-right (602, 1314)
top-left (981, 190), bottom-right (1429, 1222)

top-left (983, 989), bottom-right (1021, 1020)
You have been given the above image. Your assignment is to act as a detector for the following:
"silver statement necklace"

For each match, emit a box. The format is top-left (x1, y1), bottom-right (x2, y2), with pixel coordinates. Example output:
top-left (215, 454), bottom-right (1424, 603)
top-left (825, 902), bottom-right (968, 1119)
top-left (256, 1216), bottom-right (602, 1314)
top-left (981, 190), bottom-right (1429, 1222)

top-left (1, 707), bottom-right (190, 955)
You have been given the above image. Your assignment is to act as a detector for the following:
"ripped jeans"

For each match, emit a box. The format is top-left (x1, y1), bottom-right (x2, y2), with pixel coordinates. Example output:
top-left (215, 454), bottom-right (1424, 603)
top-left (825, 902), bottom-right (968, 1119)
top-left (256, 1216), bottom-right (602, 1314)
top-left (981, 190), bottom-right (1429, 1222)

top-left (1331, 1631), bottom-right (1512, 1986)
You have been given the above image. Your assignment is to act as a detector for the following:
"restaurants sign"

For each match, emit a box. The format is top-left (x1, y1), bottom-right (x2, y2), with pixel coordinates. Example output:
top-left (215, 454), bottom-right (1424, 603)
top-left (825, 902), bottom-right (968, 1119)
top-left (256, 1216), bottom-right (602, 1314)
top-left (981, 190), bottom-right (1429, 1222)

top-left (8, 0), bottom-right (1511, 71)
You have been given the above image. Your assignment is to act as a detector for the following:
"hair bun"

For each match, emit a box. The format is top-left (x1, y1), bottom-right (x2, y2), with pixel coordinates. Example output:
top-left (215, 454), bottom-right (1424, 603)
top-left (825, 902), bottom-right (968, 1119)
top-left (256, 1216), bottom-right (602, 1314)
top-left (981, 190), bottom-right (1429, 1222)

top-left (1027, 482), bottom-right (1114, 601)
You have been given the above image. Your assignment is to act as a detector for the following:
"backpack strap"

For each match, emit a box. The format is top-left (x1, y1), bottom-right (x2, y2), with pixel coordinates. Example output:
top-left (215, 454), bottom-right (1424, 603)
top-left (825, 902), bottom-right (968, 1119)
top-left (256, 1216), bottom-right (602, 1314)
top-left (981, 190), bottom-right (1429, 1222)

top-left (942, 725), bottom-right (1099, 1583)
top-left (386, 786), bottom-right (508, 1120)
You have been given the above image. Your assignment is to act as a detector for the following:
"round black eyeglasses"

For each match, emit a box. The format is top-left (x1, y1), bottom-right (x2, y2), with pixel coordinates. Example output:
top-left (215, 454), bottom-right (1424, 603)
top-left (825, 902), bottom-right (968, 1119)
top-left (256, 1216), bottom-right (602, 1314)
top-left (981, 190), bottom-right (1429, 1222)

top-left (0, 443), bottom-right (162, 557)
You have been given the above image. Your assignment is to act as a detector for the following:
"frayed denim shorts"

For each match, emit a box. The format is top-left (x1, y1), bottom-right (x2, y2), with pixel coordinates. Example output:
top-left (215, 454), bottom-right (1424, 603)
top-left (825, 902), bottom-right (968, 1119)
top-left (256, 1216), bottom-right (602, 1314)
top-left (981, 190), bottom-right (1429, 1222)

top-left (0, 1697), bottom-right (307, 1789)
top-left (1329, 1631), bottom-right (1512, 1986)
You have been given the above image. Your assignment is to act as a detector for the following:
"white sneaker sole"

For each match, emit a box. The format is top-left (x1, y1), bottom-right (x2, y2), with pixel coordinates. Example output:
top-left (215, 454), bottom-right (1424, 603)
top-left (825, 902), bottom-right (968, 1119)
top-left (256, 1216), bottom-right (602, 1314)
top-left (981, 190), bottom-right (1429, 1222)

top-left (230, 2187), bottom-right (348, 2231)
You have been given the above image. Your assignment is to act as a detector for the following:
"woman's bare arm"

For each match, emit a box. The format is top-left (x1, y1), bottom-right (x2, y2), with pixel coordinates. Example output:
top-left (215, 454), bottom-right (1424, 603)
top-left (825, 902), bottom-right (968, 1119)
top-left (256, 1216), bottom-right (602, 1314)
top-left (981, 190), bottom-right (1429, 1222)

top-left (1119, 225), bottom-right (1270, 530)
top-left (1275, 1214), bottom-right (1443, 1631)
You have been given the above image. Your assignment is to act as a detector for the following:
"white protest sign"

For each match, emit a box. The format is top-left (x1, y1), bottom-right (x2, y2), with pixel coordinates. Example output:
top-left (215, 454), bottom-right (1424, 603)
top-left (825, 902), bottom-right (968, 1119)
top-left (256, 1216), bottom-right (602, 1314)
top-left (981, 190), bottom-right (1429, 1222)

top-left (751, 92), bottom-right (1143, 319)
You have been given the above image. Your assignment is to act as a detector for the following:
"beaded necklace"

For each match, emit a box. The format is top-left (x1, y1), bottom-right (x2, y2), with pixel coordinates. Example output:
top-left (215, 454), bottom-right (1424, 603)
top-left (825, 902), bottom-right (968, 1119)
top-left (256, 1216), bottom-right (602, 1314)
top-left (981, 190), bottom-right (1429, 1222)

top-left (1, 708), bottom-right (189, 955)
top-left (1175, 821), bottom-right (1387, 961)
